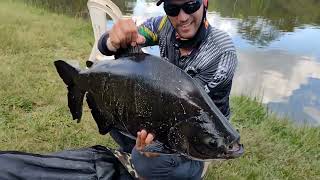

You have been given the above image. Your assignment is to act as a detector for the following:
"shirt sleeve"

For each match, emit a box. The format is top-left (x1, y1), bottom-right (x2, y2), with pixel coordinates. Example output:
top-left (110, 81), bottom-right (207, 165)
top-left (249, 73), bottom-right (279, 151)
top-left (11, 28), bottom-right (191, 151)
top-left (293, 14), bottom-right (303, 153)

top-left (193, 51), bottom-right (238, 117)
top-left (196, 51), bottom-right (238, 92)
top-left (98, 32), bottom-right (114, 56)
top-left (137, 16), bottom-right (167, 46)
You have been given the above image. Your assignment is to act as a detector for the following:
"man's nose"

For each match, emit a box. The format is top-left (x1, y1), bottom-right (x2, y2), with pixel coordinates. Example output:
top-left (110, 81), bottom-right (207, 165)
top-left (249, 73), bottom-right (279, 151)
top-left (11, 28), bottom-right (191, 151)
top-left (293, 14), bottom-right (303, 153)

top-left (177, 9), bottom-right (189, 21)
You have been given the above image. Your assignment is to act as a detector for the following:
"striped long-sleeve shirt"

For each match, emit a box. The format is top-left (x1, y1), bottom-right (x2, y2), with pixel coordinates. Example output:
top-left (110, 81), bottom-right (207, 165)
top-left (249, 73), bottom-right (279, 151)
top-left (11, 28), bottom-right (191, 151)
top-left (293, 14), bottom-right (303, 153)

top-left (98, 16), bottom-right (238, 118)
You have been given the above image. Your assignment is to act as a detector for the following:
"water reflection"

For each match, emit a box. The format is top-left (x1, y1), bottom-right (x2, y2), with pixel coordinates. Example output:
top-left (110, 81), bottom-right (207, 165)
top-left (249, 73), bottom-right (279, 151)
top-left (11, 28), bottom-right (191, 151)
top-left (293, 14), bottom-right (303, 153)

top-left (268, 78), bottom-right (320, 125)
top-left (231, 49), bottom-right (320, 125)
top-left (268, 27), bottom-right (320, 60)
top-left (21, 0), bottom-right (320, 125)
top-left (209, 0), bottom-right (320, 47)
top-left (206, 8), bottom-right (320, 125)
top-left (209, 0), bottom-right (320, 29)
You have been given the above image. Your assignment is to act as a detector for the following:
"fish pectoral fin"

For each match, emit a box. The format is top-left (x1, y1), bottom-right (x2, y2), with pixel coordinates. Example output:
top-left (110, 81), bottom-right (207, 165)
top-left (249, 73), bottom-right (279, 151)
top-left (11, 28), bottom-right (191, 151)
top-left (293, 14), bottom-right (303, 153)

top-left (86, 93), bottom-right (113, 135)
top-left (168, 117), bottom-right (200, 154)
top-left (67, 86), bottom-right (85, 122)
top-left (168, 121), bottom-right (190, 154)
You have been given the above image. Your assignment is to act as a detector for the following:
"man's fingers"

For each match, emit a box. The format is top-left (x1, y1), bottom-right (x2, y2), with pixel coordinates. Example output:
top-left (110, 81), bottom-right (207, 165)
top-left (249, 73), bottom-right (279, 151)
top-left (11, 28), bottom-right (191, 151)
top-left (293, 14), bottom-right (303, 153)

top-left (110, 35), bottom-right (121, 50)
top-left (145, 133), bottom-right (154, 145)
top-left (131, 41), bottom-right (137, 47)
top-left (136, 130), bottom-right (147, 150)
top-left (108, 18), bottom-right (142, 49)
top-left (136, 131), bottom-right (142, 151)
top-left (126, 33), bottom-right (132, 47)
top-left (127, 20), bottom-right (137, 43)
top-left (131, 32), bottom-right (138, 46)
top-left (126, 27), bottom-right (137, 46)
top-left (120, 36), bottom-right (128, 48)
top-left (136, 34), bottom-right (146, 45)
top-left (111, 28), bottom-right (124, 49)
top-left (135, 130), bottom-right (158, 158)
top-left (137, 34), bottom-right (146, 44)
top-left (131, 35), bottom-right (145, 46)
top-left (140, 129), bottom-right (147, 143)
top-left (121, 19), bottom-right (136, 48)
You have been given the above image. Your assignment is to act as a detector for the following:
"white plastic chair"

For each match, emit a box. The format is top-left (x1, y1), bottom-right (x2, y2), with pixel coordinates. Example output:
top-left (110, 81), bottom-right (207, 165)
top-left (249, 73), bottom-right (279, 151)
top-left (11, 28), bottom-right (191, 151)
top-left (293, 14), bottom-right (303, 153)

top-left (87, 0), bottom-right (123, 62)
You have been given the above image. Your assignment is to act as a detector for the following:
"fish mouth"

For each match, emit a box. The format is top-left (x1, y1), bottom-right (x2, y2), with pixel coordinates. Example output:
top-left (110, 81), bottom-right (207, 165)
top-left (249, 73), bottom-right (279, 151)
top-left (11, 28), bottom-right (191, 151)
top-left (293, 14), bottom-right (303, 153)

top-left (191, 140), bottom-right (244, 160)
top-left (223, 142), bottom-right (244, 159)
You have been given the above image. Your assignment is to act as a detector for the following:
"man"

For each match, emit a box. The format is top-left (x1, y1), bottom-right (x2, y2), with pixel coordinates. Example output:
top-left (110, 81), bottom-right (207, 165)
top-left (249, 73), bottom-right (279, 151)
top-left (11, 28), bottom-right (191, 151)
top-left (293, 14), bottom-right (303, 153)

top-left (98, 0), bottom-right (238, 179)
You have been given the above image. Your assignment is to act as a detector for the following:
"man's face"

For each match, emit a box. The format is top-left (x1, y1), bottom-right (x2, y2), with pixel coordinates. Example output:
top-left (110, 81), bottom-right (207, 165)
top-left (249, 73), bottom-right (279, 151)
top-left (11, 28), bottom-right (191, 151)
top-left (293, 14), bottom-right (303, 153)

top-left (164, 0), bottom-right (204, 39)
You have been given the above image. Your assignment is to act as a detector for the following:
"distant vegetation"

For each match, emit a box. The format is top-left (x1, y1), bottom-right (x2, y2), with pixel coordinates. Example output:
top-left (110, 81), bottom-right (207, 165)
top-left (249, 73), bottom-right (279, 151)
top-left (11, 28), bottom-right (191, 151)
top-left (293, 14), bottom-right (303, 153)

top-left (209, 0), bottom-right (320, 46)
top-left (18, 0), bottom-right (320, 47)
top-left (19, 0), bottom-right (88, 17)
top-left (1, 1), bottom-right (319, 179)
top-left (210, 0), bottom-right (320, 29)
top-left (18, 0), bottom-right (137, 16)
top-left (21, 0), bottom-right (320, 28)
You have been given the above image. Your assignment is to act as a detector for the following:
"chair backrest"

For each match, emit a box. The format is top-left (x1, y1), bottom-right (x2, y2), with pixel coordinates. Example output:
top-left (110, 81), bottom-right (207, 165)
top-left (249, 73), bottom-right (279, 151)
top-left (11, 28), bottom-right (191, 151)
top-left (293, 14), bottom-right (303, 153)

top-left (87, 0), bottom-right (123, 61)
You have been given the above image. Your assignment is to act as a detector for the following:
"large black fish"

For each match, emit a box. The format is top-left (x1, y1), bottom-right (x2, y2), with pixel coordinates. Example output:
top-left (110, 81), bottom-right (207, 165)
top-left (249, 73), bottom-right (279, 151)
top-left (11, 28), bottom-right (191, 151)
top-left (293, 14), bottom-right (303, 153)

top-left (54, 50), bottom-right (244, 160)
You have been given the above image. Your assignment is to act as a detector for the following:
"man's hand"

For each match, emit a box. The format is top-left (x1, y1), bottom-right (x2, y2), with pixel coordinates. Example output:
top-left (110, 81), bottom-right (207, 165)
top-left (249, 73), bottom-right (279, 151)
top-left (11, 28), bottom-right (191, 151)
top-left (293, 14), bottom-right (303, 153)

top-left (107, 19), bottom-right (146, 51)
top-left (135, 129), bottom-right (160, 158)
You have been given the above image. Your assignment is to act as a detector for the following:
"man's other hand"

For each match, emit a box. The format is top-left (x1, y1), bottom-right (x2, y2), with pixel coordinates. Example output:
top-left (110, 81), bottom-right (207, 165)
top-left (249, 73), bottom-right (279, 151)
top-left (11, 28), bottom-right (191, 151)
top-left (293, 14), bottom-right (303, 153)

top-left (135, 129), bottom-right (160, 158)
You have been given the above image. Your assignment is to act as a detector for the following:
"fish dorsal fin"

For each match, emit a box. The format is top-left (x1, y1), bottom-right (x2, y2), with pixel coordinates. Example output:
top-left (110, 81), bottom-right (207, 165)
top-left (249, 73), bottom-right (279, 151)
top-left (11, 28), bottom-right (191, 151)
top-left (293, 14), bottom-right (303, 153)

top-left (115, 46), bottom-right (144, 59)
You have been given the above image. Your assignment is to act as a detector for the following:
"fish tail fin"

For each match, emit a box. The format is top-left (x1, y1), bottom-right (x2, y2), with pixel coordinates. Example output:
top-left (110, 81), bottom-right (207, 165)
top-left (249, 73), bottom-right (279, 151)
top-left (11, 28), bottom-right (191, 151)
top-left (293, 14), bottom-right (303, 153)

top-left (54, 60), bottom-right (85, 122)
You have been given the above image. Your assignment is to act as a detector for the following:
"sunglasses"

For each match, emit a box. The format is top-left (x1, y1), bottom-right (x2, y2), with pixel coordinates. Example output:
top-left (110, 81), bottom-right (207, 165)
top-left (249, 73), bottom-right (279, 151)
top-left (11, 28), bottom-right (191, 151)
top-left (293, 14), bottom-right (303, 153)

top-left (164, 0), bottom-right (202, 17)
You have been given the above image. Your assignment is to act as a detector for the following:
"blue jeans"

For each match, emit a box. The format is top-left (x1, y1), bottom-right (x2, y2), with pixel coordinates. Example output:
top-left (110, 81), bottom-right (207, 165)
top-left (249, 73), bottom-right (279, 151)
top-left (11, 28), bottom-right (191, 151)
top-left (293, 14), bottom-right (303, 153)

top-left (110, 130), bottom-right (204, 180)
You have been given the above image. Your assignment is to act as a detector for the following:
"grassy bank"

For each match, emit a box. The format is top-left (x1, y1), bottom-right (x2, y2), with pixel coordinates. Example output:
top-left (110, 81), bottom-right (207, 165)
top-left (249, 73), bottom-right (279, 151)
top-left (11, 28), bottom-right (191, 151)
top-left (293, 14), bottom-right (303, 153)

top-left (0, 1), bottom-right (319, 179)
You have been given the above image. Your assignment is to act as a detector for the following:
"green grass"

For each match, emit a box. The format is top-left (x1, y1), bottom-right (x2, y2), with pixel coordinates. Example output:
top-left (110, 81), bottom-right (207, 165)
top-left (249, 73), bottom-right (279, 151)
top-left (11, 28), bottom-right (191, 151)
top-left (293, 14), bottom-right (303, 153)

top-left (205, 96), bottom-right (320, 179)
top-left (0, 0), bottom-right (113, 152)
top-left (0, 1), bottom-right (319, 179)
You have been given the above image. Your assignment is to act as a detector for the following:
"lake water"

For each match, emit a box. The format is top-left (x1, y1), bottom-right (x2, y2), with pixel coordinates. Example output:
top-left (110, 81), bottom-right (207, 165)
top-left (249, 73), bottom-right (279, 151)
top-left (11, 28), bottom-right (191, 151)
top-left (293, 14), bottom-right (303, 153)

top-left (22, 0), bottom-right (320, 126)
